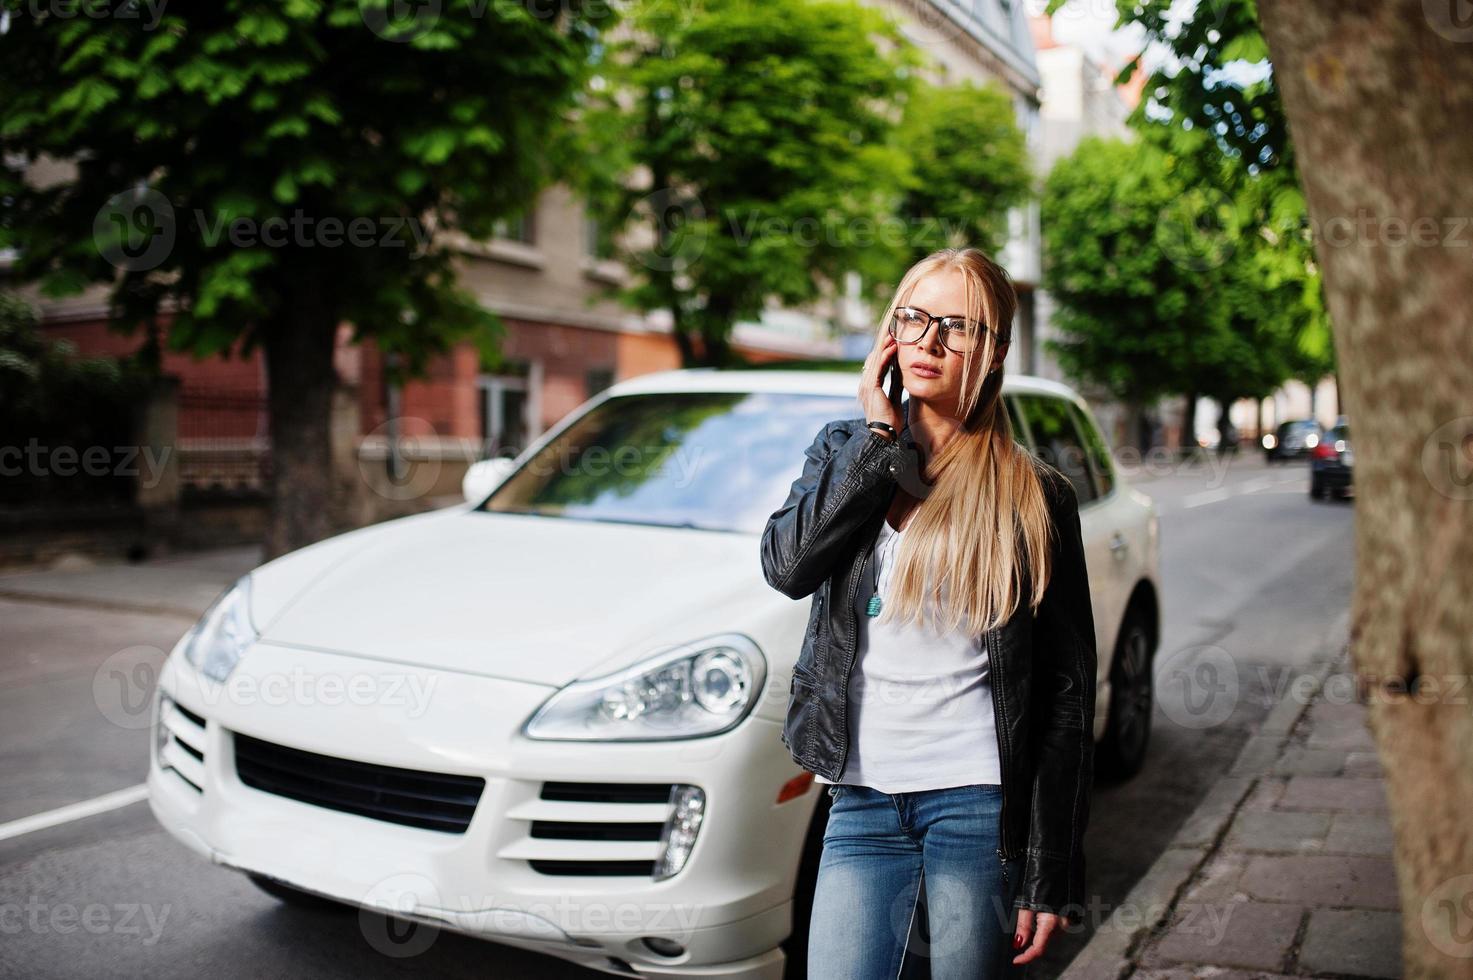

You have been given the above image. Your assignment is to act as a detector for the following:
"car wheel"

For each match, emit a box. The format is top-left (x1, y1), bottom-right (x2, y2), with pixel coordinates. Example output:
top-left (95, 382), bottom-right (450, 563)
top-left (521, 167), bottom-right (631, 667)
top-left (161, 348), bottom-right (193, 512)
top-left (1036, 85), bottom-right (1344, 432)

top-left (780, 788), bottom-right (833, 979)
top-left (1098, 611), bottom-right (1154, 780)
top-left (1310, 473), bottom-right (1326, 499)
top-left (247, 873), bottom-right (352, 912)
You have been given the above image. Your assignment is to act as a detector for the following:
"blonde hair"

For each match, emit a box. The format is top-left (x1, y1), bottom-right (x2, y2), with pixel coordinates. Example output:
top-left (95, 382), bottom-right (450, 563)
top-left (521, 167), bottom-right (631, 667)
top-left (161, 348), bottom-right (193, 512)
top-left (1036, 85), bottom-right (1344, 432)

top-left (873, 247), bottom-right (1059, 635)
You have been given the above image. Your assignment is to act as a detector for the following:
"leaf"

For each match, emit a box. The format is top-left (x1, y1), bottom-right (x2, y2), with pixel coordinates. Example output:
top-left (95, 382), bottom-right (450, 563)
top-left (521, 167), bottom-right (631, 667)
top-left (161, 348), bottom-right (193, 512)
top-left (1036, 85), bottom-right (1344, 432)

top-left (272, 172), bottom-right (298, 204)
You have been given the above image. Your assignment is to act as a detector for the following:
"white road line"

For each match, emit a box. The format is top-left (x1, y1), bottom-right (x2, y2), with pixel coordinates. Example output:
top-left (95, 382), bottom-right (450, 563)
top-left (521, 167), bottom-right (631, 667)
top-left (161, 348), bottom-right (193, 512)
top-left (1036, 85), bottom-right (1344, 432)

top-left (0, 784), bottom-right (149, 843)
top-left (1182, 487), bottom-right (1233, 509)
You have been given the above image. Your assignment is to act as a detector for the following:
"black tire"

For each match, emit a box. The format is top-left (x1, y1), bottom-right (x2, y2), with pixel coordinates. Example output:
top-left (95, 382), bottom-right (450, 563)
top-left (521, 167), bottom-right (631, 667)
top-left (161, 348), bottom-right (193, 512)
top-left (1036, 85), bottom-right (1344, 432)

top-left (781, 789), bottom-right (833, 979)
top-left (1310, 473), bottom-right (1326, 499)
top-left (1097, 611), bottom-right (1154, 780)
top-left (247, 873), bottom-right (351, 912)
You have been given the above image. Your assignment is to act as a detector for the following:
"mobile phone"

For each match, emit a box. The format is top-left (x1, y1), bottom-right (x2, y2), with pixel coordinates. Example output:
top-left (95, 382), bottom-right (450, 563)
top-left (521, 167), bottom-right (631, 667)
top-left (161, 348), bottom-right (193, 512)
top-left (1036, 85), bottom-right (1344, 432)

top-left (886, 360), bottom-right (904, 410)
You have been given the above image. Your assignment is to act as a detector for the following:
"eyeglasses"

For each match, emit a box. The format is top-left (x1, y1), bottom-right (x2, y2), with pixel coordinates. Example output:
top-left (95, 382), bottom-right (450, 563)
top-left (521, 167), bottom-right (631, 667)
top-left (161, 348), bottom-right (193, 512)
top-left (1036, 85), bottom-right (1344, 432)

top-left (889, 305), bottom-right (995, 355)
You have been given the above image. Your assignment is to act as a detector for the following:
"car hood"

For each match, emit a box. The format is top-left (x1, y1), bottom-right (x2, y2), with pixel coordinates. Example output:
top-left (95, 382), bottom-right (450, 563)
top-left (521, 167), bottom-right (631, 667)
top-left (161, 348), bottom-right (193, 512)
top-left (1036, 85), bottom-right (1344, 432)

top-left (254, 508), bottom-right (767, 688)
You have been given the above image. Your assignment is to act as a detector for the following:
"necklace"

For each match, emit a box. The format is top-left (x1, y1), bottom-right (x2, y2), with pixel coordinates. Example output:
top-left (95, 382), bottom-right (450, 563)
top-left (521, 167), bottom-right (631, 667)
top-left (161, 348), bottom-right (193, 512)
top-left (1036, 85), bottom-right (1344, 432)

top-left (865, 521), bottom-right (904, 617)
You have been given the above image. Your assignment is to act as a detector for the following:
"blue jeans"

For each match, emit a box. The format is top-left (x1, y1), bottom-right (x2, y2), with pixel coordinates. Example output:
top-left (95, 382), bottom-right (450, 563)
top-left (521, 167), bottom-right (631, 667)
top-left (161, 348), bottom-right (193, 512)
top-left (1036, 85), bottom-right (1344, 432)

top-left (808, 782), bottom-right (1022, 980)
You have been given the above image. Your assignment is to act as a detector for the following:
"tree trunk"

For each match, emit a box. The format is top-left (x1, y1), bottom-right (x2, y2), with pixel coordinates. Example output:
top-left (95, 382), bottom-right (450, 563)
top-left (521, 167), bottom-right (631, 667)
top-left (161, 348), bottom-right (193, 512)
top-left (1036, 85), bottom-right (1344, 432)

top-left (1256, 3), bottom-right (1473, 976)
top-left (261, 297), bottom-right (340, 561)
top-left (1182, 389), bottom-right (1197, 454)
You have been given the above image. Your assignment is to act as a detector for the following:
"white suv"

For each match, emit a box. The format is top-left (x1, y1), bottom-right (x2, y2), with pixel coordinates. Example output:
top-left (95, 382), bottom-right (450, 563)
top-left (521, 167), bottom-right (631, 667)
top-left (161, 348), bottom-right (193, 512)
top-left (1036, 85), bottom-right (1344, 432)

top-left (148, 368), bottom-right (1160, 979)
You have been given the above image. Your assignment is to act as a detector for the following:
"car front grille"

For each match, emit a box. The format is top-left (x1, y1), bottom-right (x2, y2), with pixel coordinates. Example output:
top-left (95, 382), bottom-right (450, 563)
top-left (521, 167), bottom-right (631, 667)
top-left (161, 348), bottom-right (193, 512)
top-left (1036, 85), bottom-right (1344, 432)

top-left (233, 733), bottom-right (485, 834)
top-left (502, 781), bottom-right (679, 877)
top-left (159, 700), bottom-right (208, 793)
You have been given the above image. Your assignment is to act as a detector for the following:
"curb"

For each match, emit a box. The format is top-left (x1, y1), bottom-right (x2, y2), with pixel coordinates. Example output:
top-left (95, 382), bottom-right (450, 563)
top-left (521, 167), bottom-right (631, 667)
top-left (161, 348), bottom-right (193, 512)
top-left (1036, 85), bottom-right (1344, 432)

top-left (1059, 653), bottom-right (1342, 980)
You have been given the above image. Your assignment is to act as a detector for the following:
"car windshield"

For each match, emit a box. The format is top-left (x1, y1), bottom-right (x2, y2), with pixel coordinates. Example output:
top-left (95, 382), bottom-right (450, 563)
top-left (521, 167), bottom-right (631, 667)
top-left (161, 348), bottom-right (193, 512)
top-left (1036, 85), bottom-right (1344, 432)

top-left (477, 391), bottom-right (858, 533)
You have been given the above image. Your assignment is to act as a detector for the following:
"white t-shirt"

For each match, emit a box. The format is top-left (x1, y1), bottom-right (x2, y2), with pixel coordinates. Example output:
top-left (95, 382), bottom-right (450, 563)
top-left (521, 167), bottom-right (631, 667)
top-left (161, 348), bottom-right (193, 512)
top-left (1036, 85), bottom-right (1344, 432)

top-left (813, 517), bottom-right (1003, 792)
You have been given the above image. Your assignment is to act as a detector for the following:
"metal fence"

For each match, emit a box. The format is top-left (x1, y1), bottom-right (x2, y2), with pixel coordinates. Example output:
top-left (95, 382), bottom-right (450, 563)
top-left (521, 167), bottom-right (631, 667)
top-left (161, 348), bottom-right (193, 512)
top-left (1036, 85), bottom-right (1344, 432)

top-left (177, 388), bottom-right (271, 496)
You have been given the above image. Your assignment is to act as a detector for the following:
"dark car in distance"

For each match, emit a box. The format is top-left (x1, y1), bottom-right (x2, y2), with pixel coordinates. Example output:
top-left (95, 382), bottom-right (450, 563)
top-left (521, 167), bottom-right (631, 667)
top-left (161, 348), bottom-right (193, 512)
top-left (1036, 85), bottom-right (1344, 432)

top-left (1264, 419), bottom-right (1324, 463)
top-left (1310, 420), bottom-right (1353, 500)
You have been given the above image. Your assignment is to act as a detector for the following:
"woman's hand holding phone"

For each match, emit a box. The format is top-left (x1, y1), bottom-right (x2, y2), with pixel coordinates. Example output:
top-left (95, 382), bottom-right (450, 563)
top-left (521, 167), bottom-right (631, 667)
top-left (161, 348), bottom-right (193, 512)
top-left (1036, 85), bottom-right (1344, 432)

top-left (860, 335), bottom-right (904, 438)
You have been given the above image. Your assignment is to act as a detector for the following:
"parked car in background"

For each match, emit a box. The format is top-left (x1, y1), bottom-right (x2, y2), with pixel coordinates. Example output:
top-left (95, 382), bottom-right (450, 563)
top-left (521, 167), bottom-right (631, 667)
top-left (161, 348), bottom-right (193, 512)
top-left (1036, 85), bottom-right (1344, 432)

top-left (1310, 419), bottom-right (1354, 500)
top-left (148, 369), bottom-right (1160, 980)
top-left (1263, 419), bottom-right (1324, 463)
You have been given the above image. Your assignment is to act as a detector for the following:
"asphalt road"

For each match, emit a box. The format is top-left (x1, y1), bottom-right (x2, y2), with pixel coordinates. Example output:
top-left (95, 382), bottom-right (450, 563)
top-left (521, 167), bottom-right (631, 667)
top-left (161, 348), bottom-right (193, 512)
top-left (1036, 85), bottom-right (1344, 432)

top-left (0, 453), bottom-right (1355, 980)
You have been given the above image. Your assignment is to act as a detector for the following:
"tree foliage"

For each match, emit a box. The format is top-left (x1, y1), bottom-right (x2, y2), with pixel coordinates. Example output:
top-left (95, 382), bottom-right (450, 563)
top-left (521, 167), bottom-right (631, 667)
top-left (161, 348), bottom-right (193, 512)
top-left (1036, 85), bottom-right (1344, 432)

top-left (1041, 0), bottom-right (1333, 422)
top-left (895, 78), bottom-right (1033, 266)
top-left (0, 0), bottom-right (612, 552)
top-left (573, 0), bottom-right (922, 365)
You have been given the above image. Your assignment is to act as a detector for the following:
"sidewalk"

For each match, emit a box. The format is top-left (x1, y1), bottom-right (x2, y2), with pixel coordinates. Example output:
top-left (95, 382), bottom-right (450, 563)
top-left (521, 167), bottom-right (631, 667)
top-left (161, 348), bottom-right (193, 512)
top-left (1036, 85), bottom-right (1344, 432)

top-left (0, 546), bottom-right (260, 619)
top-left (1064, 643), bottom-right (1402, 980)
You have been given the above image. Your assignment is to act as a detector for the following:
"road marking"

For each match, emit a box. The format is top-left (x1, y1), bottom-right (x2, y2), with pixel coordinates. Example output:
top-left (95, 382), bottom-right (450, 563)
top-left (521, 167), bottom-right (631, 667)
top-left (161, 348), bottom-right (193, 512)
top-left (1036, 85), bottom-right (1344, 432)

top-left (1179, 470), bottom-right (1311, 509)
top-left (1182, 487), bottom-right (1232, 509)
top-left (0, 784), bottom-right (149, 843)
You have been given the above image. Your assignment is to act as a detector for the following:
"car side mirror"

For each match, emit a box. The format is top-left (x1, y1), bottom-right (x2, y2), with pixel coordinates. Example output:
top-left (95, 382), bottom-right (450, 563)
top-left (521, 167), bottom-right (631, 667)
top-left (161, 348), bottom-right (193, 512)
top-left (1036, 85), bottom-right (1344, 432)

top-left (463, 457), bottom-right (517, 504)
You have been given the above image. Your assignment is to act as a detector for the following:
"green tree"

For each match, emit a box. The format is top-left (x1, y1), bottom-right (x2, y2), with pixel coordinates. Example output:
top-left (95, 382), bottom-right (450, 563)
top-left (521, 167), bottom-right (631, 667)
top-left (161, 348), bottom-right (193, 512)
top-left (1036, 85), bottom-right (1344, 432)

top-left (0, 291), bottom-right (149, 503)
top-left (574, 0), bottom-right (919, 366)
top-left (0, 1), bottom-right (611, 556)
top-left (894, 78), bottom-right (1034, 266)
top-left (1042, 135), bottom-right (1220, 434)
top-left (1042, 125), bottom-right (1319, 451)
top-left (1061, 0), bottom-right (1334, 390)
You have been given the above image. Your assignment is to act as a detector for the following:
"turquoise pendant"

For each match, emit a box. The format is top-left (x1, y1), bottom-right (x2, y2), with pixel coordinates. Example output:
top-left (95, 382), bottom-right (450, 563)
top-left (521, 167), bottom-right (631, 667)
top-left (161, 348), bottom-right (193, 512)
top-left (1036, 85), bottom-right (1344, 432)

top-left (866, 594), bottom-right (882, 617)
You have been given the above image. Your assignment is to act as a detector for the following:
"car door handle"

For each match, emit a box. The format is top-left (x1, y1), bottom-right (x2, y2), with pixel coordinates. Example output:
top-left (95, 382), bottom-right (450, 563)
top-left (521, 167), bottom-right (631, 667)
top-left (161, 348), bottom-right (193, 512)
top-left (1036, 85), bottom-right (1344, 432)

top-left (1109, 532), bottom-right (1129, 556)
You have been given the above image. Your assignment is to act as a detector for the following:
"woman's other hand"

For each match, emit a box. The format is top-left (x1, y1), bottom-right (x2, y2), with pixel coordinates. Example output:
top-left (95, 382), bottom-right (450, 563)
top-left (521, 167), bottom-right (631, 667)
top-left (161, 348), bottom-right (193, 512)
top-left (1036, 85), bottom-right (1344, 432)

top-left (1012, 908), bottom-right (1064, 965)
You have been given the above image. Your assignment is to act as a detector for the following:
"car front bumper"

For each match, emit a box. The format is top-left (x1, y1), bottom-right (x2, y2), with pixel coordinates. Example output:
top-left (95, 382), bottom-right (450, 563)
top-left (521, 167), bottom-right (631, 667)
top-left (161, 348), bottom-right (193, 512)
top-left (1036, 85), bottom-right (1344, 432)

top-left (147, 642), bottom-right (803, 980)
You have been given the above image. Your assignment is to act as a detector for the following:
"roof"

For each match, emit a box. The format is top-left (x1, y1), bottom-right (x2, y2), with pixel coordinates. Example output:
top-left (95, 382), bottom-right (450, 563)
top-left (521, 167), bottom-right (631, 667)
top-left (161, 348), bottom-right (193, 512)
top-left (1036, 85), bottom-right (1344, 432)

top-left (603, 367), bottom-right (1085, 404)
top-left (944, 0), bottom-right (1043, 92)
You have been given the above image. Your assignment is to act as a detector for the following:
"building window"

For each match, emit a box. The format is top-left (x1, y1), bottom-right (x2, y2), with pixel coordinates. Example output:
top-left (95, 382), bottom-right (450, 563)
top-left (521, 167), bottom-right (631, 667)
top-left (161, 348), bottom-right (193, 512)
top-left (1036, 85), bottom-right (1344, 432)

top-left (492, 207), bottom-right (536, 245)
top-left (584, 215), bottom-right (615, 260)
top-left (477, 360), bottom-right (533, 459)
top-left (586, 367), bottom-right (615, 398)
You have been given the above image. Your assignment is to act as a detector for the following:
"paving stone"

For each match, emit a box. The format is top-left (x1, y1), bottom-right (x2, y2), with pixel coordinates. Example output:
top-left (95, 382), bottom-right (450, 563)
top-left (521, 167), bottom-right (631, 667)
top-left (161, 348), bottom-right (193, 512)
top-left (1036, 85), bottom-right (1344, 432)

top-left (1228, 736), bottom-right (1289, 777)
top-left (1136, 970), bottom-right (1297, 980)
top-left (1179, 851), bottom-right (1250, 905)
top-left (1224, 810), bottom-right (1331, 854)
top-left (1307, 722), bottom-right (1378, 751)
top-left (1174, 778), bottom-right (1254, 847)
top-left (1141, 900), bottom-right (1301, 972)
top-left (1305, 698), bottom-right (1370, 728)
top-left (1297, 908), bottom-right (1403, 977)
top-left (1271, 746), bottom-right (1347, 777)
top-left (1325, 812), bottom-right (1396, 856)
top-left (1238, 854), bottom-right (1399, 909)
top-left (1277, 775), bottom-right (1389, 812)
top-left (1343, 750), bottom-right (1386, 777)
top-left (1240, 777), bottom-right (1288, 812)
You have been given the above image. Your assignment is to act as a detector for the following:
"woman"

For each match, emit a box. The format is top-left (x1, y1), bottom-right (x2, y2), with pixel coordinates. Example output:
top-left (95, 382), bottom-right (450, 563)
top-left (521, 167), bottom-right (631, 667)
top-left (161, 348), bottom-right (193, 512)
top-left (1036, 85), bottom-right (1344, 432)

top-left (759, 247), bottom-right (1097, 979)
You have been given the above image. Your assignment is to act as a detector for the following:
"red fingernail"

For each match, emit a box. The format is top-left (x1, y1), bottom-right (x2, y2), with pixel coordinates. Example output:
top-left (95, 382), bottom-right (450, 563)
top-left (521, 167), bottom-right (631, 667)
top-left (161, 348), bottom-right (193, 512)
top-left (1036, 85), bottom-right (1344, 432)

top-left (1013, 933), bottom-right (1024, 949)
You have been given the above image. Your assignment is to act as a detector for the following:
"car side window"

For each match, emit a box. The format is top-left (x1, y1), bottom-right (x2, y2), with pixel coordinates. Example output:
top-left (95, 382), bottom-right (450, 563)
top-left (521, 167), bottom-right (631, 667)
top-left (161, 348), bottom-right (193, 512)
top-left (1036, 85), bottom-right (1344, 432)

top-left (1018, 395), bottom-right (1098, 505)
top-left (1070, 401), bottom-right (1114, 498)
top-left (1004, 395), bottom-right (1025, 436)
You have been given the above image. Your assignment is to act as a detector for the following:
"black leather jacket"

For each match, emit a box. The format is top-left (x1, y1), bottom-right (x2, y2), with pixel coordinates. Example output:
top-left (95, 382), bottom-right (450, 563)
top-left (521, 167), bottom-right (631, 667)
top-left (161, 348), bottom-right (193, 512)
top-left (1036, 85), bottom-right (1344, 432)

top-left (759, 409), bottom-right (1097, 924)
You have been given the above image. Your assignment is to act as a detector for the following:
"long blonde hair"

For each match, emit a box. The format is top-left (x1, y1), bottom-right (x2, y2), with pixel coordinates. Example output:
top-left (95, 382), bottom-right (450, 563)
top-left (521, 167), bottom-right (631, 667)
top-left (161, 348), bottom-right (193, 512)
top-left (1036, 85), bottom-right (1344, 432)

top-left (874, 247), bottom-right (1059, 636)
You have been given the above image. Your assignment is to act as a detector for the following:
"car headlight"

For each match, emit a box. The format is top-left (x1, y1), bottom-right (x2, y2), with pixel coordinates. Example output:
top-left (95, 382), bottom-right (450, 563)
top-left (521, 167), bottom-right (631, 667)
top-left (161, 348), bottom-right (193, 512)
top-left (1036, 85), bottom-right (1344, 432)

top-left (522, 633), bottom-right (766, 741)
top-left (182, 576), bottom-right (257, 683)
